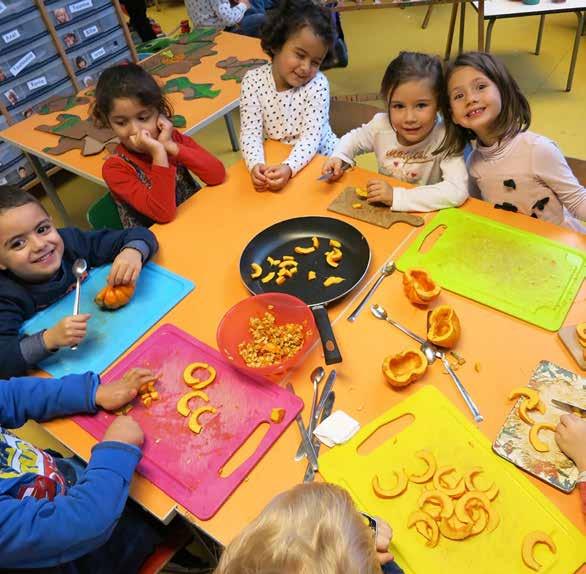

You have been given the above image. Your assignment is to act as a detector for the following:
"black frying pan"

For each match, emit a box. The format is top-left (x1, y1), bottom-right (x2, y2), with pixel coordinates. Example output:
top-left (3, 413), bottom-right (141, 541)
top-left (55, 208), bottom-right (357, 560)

top-left (240, 216), bottom-right (371, 364)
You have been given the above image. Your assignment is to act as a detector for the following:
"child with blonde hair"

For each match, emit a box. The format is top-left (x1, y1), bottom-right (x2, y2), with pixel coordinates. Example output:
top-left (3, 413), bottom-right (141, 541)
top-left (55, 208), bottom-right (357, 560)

top-left (444, 52), bottom-right (586, 231)
top-left (322, 51), bottom-right (468, 212)
top-left (214, 482), bottom-right (402, 574)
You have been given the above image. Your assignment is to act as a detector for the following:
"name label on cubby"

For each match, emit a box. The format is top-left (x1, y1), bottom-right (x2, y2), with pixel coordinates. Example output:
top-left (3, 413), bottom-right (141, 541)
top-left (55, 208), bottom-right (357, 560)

top-left (83, 25), bottom-right (98, 38)
top-left (91, 46), bottom-right (106, 60)
top-left (27, 76), bottom-right (47, 90)
top-left (2, 29), bottom-right (20, 44)
top-left (69, 0), bottom-right (93, 13)
top-left (10, 51), bottom-right (36, 77)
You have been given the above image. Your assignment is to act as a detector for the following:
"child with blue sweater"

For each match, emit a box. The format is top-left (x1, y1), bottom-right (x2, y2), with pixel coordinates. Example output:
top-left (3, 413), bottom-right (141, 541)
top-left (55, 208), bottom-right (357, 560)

top-left (0, 368), bottom-right (163, 572)
top-left (0, 186), bottom-right (158, 379)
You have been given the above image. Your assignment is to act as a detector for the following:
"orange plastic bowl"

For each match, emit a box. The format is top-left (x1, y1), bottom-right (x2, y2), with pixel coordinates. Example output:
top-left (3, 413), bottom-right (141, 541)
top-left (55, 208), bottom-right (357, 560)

top-left (216, 293), bottom-right (317, 383)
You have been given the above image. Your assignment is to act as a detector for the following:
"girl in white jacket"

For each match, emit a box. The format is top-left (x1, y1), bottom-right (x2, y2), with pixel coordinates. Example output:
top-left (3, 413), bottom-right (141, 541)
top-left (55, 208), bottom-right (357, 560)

top-left (322, 52), bottom-right (468, 212)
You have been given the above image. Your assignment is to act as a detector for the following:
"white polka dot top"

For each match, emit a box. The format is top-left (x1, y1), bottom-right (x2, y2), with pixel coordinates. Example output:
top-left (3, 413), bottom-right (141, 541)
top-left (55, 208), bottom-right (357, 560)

top-left (239, 63), bottom-right (338, 175)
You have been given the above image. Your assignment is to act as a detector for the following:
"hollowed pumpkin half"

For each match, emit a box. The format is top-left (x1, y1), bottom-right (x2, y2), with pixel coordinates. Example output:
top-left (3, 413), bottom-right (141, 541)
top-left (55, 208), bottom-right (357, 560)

top-left (382, 349), bottom-right (428, 387)
top-left (427, 305), bottom-right (461, 349)
top-left (95, 284), bottom-right (135, 310)
top-left (402, 268), bottom-right (441, 306)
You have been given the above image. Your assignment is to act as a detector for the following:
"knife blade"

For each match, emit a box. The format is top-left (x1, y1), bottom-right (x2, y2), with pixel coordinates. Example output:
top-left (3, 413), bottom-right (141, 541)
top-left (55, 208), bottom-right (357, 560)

top-left (295, 369), bottom-right (337, 461)
top-left (317, 161), bottom-right (351, 181)
top-left (304, 390), bottom-right (335, 482)
top-left (286, 383), bottom-right (319, 471)
top-left (551, 398), bottom-right (586, 417)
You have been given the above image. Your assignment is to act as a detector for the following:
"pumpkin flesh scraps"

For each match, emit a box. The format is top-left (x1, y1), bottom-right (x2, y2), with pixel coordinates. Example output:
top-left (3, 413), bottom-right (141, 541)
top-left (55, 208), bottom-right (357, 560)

top-left (427, 305), bottom-right (461, 349)
top-left (382, 348), bottom-right (428, 387)
top-left (402, 268), bottom-right (441, 306)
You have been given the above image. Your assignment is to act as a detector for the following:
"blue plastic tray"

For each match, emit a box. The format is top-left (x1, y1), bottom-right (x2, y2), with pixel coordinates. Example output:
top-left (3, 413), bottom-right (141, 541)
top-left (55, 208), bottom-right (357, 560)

top-left (22, 262), bottom-right (194, 377)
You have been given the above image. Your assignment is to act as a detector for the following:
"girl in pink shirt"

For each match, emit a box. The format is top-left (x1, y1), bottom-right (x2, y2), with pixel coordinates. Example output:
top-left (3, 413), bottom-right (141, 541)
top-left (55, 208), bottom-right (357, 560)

top-left (442, 52), bottom-right (586, 232)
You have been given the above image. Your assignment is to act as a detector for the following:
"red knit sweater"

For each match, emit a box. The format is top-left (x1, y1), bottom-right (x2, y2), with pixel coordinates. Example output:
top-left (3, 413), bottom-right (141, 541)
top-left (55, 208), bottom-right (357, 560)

top-left (102, 130), bottom-right (226, 224)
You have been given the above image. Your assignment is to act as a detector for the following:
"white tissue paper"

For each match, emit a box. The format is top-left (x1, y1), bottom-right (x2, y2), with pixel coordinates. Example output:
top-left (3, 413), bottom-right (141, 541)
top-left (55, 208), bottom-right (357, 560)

top-left (313, 410), bottom-right (360, 447)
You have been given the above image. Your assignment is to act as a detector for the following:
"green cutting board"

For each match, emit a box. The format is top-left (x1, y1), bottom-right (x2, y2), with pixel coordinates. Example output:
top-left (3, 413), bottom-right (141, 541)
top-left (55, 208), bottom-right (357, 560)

top-left (396, 209), bottom-right (585, 331)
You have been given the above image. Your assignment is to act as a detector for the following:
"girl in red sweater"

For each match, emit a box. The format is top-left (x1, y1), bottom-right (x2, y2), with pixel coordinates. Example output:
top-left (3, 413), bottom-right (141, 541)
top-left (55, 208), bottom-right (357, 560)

top-left (93, 64), bottom-right (226, 228)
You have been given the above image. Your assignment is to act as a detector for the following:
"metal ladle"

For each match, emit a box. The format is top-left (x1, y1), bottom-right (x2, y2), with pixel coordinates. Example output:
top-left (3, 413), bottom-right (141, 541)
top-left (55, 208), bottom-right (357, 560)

top-left (371, 304), bottom-right (484, 423)
top-left (295, 366), bottom-right (325, 461)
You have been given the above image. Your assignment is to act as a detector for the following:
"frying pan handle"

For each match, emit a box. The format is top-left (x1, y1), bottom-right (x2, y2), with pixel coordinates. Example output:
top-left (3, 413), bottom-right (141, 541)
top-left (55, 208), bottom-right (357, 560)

top-left (311, 305), bottom-right (342, 365)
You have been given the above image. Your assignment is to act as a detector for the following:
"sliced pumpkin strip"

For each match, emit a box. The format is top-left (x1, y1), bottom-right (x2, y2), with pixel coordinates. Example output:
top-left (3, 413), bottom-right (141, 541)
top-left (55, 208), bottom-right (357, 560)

top-left (176, 390), bottom-right (209, 417)
top-left (529, 423), bottom-right (557, 453)
top-left (407, 510), bottom-right (439, 548)
top-left (521, 531), bottom-right (557, 571)
top-left (409, 450), bottom-right (437, 484)
top-left (418, 490), bottom-right (454, 519)
top-left (372, 469), bottom-right (408, 498)
top-left (188, 405), bottom-right (217, 434)
top-left (183, 362), bottom-right (217, 390)
top-left (508, 386), bottom-right (540, 409)
top-left (433, 466), bottom-right (466, 498)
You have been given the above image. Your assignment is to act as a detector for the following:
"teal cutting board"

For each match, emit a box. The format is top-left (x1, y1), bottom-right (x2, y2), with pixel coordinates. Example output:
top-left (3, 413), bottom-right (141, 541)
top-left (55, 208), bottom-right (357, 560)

top-left (22, 262), bottom-right (194, 378)
top-left (396, 209), bottom-right (585, 331)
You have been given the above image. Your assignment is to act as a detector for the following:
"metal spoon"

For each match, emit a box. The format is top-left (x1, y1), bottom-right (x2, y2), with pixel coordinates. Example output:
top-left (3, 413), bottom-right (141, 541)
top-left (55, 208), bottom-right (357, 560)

top-left (348, 261), bottom-right (396, 323)
top-left (370, 304), bottom-right (427, 345)
top-left (70, 258), bottom-right (87, 350)
top-left (294, 366), bottom-right (325, 460)
top-left (372, 304), bottom-right (484, 423)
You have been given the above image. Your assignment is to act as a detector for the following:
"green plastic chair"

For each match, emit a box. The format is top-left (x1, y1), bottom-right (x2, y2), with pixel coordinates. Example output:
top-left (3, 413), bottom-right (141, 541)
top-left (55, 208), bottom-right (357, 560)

top-left (87, 192), bottom-right (123, 230)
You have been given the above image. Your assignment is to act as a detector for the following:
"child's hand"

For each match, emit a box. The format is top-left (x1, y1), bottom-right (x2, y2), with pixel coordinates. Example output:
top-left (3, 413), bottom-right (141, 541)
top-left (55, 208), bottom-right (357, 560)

top-left (374, 517), bottom-right (395, 565)
top-left (44, 314), bottom-right (91, 350)
top-left (265, 164), bottom-right (292, 191)
top-left (366, 179), bottom-right (394, 206)
top-left (108, 248), bottom-right (142, 286)
top-left (157, 115), bottom-right (179, 156)
top-left (102, 415), bottom-right (144, 447)
top-left (251, 163), bottom-right (268, 192)
top-left (95, 367), bottom-right (158, 411)
top-left (321, 157), bottom-right (345, 181)
top-left (130, 128), bottom-right (165, 157)
top-left (555, 414), bottom-right (586, 472)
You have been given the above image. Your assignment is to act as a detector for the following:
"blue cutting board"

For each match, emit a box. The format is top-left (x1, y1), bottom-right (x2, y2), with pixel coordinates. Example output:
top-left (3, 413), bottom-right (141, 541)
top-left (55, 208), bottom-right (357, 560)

top-left (22, 262), bottom-right (194, 377)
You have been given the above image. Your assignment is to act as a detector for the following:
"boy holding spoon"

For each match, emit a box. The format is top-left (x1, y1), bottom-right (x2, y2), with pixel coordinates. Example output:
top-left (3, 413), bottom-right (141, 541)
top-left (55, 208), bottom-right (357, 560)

top-left (0, 186), bottom-right (157, 378)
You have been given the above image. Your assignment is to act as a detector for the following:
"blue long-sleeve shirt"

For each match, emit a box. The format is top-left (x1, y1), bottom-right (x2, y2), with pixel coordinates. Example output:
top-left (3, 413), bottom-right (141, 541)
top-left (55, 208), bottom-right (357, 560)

top-left (0, 372), bottom-right (142, 569)
top-left (0, 226), bottom-right (158, 378)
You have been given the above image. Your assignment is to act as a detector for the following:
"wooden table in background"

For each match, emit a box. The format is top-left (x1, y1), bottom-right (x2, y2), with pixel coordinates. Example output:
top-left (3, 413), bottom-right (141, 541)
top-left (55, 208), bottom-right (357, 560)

top-left (0, 31), bottom-right (266, 225)
top-left (40, 142), bottom-right (585, 567)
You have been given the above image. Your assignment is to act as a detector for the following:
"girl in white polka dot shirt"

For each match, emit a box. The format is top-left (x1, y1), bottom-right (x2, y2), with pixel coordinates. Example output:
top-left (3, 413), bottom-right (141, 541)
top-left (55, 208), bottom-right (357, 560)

top-left (239, 0), bottom-right (338, 191)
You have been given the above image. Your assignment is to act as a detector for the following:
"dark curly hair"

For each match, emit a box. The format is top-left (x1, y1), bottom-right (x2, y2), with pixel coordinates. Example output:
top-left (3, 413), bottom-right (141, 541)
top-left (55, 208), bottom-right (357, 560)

top-left (261, 0), bottom-right (334, 58)
top-left (440, 52), bottom-right (531, 155)
top-left (91, 63), bottom-right (173, 128)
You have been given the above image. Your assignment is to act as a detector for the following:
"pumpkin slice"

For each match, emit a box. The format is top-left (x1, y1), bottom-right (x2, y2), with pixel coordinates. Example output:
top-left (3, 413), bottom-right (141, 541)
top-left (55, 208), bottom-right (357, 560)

top-left (188, 405), bottom-right (216, 434)
top-left (433, 466), bottom-right (466, 498)
top-left (176, 390), bottom-right (209, 417)
top-left (521, 531), bottom-right (557, 571)
top-left (372, 469), bottom-right (408, 498)
top-left (418, 490), bottom-right (454, 519)
top-left (529, 423), bottom-right (557, 453)
top-left (508, 387), bottom-right (540, 409)
top-left (402, 268), bottom-right (441, 306)
top-left (439, 516), bottom-right (473, 540)
top-left (427, 305), bottom-right (461, 349)
top-left (183, 362), bottom-right (217, 389)
top-left (407, 510), bottom-right (440, 548)
top-left (409, 450), bottom-right (437, 483)
top-left (382, 348), bottom-right (428, 388)
top-left (455, 491), bottom-right (492, 525)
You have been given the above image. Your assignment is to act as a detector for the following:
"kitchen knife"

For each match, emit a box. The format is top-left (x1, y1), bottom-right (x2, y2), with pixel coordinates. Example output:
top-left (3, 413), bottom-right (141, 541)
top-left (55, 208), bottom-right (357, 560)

top-left (551, 398), bottom-right (586, 417)
top-left (303, 390), bottom-right (335, 482)
top-left (295, 369), bottom-right (337, 461)
top-left (286, 383), bottom-right (319, 471)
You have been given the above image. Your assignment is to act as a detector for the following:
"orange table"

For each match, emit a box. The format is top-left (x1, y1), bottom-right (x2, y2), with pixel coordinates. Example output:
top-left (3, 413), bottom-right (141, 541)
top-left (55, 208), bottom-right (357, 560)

top-left (40, 143), bottom-right (585, 562)
top-left (0, 31), bottom-right (266, 224)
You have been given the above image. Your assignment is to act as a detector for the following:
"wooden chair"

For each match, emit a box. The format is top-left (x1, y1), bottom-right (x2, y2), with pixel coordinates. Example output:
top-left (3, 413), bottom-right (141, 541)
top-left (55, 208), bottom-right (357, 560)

top-left (566, 157), bottom-right (586, 186)
top-left (329, 94), bottom-right (383, 136)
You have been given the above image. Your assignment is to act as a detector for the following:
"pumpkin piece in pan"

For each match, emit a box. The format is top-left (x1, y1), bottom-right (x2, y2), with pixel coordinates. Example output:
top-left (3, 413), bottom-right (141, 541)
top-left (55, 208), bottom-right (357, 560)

top-left (323, 276), bottom-right (345, 287)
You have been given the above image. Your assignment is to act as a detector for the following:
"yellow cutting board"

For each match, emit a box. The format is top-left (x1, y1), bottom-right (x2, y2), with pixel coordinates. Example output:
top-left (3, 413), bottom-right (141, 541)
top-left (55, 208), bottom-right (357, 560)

top-left (319, 386), bottom-right (585, 574)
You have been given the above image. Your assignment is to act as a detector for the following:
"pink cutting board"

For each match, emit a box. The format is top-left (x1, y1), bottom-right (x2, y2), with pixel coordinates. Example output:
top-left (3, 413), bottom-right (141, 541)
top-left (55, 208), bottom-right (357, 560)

top-left (74, 323), bottom-right (303, 520)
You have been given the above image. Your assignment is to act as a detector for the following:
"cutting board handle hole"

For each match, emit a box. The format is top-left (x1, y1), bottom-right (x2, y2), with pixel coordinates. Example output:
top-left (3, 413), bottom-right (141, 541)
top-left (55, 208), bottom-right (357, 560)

top-left (418, 225), bottom-right (446, 255)
top-left (219, 422), bottom-right (270, 479)
top-left (356, 413), bottom-right (415, 456)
